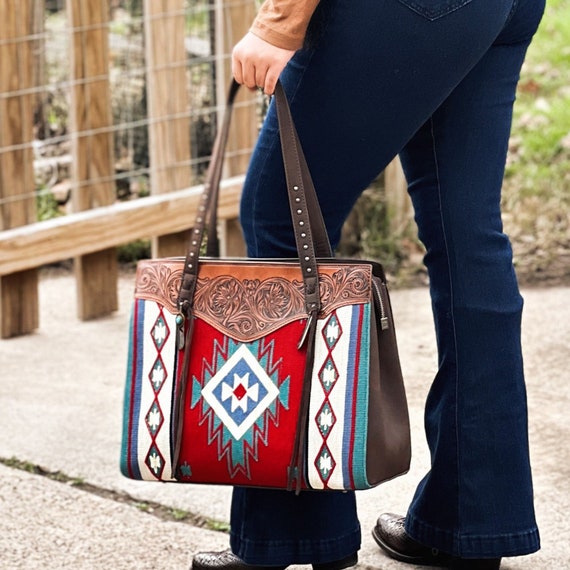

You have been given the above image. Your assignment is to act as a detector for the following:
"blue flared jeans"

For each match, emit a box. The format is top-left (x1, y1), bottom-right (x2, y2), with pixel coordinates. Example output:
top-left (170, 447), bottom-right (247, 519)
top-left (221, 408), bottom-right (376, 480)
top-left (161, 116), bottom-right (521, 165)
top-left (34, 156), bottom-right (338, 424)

top-left (230, 0), bottom-right (544, 563)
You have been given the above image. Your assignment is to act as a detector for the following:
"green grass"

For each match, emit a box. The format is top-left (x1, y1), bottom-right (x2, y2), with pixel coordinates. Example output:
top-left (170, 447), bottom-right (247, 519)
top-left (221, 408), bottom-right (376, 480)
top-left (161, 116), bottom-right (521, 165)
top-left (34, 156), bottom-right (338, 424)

top-left (1, 455), bottom-right (230, 532)
top-left (507, 0), bottom-right (570, 192)
top-left (344, 1), bottom-right (570, 286)
top-left (501, 0), bottom-right (570, 282)
top-left (525, 0), bottom-right (570, 75)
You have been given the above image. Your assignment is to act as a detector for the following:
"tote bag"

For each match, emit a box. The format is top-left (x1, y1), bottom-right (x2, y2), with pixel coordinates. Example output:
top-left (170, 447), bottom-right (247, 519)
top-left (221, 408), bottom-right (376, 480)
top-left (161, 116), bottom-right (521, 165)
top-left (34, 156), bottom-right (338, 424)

top-left (120, 81), bottom-right (411, 492)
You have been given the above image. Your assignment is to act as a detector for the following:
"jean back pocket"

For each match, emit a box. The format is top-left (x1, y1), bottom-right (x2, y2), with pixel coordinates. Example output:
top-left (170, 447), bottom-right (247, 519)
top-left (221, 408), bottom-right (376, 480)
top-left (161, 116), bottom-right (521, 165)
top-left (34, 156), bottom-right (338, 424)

top-left (397, 0), bottom-right (474, 20)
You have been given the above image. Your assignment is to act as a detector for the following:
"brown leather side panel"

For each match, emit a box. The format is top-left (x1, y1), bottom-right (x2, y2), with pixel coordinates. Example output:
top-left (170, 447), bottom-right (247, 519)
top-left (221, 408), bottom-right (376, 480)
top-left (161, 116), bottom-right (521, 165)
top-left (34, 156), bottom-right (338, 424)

top-left (365, 279), bottom-right (412, 485)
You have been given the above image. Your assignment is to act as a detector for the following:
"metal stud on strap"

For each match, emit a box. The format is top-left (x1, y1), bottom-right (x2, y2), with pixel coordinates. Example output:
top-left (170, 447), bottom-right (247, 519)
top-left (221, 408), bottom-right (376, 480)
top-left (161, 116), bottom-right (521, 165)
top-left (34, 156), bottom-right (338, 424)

top-left (177, 79), bottom-right (333, 319)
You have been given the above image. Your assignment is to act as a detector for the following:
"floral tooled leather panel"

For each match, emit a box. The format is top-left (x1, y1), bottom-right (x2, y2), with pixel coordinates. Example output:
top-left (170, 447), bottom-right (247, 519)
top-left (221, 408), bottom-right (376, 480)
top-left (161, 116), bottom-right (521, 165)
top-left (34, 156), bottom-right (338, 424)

top-left (134, 259), bottom-right (371, 342)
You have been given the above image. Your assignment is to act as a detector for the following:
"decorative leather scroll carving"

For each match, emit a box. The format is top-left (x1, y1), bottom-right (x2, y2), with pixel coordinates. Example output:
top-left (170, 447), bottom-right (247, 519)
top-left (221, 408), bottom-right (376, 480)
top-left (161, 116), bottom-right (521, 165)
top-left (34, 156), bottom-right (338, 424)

top-left (135, 260), bottom-right (371, 342)
top-left (135, 262), bottom-right (182, 313)
top-left (192, 275), bottom-right (305, 339)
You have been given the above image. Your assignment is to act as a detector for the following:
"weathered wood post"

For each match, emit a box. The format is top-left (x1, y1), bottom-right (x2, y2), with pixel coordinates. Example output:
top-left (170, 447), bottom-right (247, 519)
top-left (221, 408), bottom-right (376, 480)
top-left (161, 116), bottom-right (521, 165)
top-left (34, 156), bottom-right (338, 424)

top-left (67, 0), bottom-right (118, 320)
top-left (214, 0), bottom-right (256, 256)
top-left (384, 157), bottom-right (412, 235)
top-left (0, 0), bottom-right (40, 338)
top-left (144, 0), bottom-right (193, 258)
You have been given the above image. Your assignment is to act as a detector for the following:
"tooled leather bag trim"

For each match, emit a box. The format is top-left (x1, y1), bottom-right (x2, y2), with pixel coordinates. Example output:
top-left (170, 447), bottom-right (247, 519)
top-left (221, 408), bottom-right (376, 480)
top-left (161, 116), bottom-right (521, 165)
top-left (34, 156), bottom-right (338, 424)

top-left (135, 261), bottom-right (371, 342)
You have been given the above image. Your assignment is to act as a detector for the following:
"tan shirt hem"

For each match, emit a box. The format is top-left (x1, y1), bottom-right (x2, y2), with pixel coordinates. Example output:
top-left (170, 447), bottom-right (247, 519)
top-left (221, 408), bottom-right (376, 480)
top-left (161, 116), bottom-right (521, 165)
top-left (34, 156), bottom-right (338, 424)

top-left (250, 0), bottom-right (320, 50)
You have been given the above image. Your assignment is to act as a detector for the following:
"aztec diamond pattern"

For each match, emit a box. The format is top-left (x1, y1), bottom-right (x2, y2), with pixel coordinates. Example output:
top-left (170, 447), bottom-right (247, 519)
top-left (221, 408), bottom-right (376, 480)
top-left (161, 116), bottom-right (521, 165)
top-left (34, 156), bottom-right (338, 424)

top-left (316, 442), bottom-right (336, 484)
top-left (315, 401), bottom-right (336, 438)
top-left (145, 401), bottom-right (164, 436)
top-left (312, 311), bottom-right (343, 484)
top-left (317, 313), bottom-right (341, 396)
top-left (306, 303), bottom-right (371, 489)
top-left (151, 313), bottom-right (169, 349)
top-left (192, 337), bottom-right (289, 478)
top-left (143, 308), bottom-right (170, 479)
top-left (201, 344), bottom-right (280, 440)
top-left (318, 358), bottom-right (339, 395)
top-left (323, 313), bottom-right (342, 350)
top-left (122, 263), bottom-right (380, 490)
top-left (145, 444), bottom-right (165, 478)
top-left (150, 358), bottom-right (166, 393)
top-left (121, 300), bottom-right (178, 482)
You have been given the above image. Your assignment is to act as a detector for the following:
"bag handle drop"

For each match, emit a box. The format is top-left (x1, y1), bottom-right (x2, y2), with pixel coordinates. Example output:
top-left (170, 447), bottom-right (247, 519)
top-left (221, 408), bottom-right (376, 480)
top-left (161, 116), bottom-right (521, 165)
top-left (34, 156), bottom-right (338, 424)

top-left (177, 79), bottom-right (332, 318)
top-left (173, 81), bottom-right (333, 490)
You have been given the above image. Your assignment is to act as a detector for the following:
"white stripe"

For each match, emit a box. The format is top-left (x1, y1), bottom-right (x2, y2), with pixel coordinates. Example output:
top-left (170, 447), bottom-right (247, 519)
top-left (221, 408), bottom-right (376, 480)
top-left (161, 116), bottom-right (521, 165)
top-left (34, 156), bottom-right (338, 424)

top-left (136, 302), bottom-right (177, 481)
top-left (307, 305), bottom-right (355, 489)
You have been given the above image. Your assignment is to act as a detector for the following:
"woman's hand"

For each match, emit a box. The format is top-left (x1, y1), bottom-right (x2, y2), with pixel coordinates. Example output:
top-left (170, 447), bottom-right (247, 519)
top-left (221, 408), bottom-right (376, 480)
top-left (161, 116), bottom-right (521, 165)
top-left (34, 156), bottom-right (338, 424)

top-left (232, 32), bottom-right (296, 95)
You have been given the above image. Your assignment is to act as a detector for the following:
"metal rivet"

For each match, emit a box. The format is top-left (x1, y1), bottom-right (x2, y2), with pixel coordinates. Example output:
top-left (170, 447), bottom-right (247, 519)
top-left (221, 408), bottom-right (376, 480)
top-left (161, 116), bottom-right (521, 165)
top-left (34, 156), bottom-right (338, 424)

top-left (192, 241), bottom-right (197, 246)
top-left (301, 232), bottom-right (307, 238)
top-left (188, 263), bottom-right (193, 269)
top-left (295, 197), bottom-right (301, 203)
top-left (303, 244), bottom-right (308, 250)
top-left (304, 256), bottom-right (309, 261)
top-left (194, 229), bottom-right (200, 234)
top-left (293, 185), bottom-right (299, 191)
top-left (306, 267), bottom-right (312, 273)
top-left (190, 252), bottom-right (195, 257)
top-left (297, 209), bottom-right (302, 215)
top-left (299, 221), bottom-right (304, 226)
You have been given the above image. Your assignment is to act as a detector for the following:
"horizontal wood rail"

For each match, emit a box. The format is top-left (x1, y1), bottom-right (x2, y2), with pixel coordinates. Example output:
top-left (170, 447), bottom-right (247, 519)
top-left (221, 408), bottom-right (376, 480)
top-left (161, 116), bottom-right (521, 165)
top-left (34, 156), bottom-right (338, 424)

top-left (0, 176), bottom-right (244, 276)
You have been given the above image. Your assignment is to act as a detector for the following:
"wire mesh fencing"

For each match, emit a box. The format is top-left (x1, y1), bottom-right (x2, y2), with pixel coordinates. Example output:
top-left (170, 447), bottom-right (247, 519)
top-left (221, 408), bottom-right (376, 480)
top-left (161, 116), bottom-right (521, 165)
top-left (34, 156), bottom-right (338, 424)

top-left (0, 0), bottom-right (260, 226)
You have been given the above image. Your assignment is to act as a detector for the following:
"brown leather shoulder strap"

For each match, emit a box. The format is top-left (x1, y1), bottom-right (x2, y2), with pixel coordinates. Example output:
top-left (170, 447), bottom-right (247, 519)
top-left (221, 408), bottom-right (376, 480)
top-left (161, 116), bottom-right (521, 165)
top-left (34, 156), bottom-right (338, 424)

top-left (177, 79), bottom-right (332, 316)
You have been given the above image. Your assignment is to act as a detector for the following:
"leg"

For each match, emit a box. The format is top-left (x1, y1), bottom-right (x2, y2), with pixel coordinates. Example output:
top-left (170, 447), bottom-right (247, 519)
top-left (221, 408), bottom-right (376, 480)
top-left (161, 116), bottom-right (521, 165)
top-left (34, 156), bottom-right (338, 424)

top-left (400, 35), bottom-right (541, 560)
top-left (229, 0), bottom-right (542, 565)
top-left (240, 0), bottom-right (518, 256)
top-left (229, 488), bottom-right (360, 565)
top-left (376, 0), bottom-right (545, 560)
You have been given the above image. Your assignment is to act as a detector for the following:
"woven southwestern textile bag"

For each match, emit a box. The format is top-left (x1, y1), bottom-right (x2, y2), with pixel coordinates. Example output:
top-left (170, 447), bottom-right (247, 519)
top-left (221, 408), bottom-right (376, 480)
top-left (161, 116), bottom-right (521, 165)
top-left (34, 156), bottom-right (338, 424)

top-left (120, 81), bottom-right (411, 492)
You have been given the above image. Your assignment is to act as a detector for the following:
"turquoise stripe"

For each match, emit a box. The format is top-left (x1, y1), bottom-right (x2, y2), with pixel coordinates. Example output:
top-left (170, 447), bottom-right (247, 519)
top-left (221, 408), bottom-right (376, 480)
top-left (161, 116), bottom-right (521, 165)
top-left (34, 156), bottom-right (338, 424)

top-left (349, 303), bottom-right (371, 489)
top-left (120, 300), bottom-right (144, 479)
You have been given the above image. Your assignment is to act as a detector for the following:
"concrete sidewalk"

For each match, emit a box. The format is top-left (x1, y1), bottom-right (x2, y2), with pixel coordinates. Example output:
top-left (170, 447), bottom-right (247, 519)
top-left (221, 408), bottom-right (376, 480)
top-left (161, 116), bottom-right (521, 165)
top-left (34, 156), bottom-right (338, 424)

top-left (0, 271), bottom-right (568, 570)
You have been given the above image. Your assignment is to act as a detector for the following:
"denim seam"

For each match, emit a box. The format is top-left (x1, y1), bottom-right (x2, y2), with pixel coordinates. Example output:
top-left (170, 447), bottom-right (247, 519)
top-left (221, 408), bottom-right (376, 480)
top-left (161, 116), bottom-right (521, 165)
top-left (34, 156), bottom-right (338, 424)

top-left (429, 116), bottom-right (462, 554)
top-left (504, 0), bottom-right (520, 28)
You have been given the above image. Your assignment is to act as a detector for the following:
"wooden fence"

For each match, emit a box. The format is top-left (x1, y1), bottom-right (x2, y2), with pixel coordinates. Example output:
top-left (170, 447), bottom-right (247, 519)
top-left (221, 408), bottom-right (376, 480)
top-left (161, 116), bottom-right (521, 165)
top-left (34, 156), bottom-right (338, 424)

top-left (0, 0), bottom-right (409, 339)
top-left (0, 0), bottom-right (256, 338)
